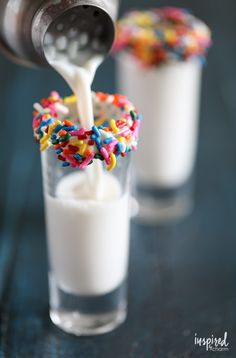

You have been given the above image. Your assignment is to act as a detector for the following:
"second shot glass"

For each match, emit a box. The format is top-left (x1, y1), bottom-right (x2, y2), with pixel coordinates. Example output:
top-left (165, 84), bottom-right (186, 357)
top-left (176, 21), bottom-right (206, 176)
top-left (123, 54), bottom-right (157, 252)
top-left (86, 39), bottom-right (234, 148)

top-left (115, 7), bottom-right (212, 223)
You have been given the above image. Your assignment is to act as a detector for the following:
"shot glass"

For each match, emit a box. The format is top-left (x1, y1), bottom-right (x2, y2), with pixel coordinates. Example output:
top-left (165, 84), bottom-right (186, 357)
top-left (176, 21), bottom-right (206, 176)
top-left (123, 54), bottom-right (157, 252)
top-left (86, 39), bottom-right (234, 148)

top-left (114, 7), bottom-right (211, 223)
top-left (117, 53), bottom-right (202, 223)
top-left (41, 148), bottom-right (131, 335)
top-left (36, 89), bottom-right (141, 336)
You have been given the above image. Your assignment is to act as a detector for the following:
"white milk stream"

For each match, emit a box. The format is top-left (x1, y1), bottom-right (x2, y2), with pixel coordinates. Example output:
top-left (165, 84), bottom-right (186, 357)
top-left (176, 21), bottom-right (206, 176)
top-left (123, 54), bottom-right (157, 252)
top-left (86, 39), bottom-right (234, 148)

top-left (49, 56), bottom-right (104, 199)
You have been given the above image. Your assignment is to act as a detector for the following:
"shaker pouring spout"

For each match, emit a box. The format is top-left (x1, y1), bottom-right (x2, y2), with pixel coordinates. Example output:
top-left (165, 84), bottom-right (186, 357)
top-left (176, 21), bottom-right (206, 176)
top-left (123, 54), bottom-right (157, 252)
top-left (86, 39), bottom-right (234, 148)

top-left (0, 0), bottom-right (120, 67)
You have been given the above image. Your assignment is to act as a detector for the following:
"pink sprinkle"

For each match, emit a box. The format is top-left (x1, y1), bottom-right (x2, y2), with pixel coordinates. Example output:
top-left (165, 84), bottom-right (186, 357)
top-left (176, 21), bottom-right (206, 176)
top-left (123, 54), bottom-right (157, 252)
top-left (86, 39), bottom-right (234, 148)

top-left (70, 162), bottom-right (78, 168)
top-left (78, 128), bottom-right (85, 135)
top-left (121, 129), bottom-right (131, 137)
top-left (48, 104), bottom-right (57, 116)
top-left (50, 91), bottom-right (60, 99)
top-left (79, 154), bottom-right (94, 169)
top-left (132, 121), bottom-right (141, 138)
top-left (100, 147), bottom-right (110, 164)
top-left (70, 130), bottom-right (80, 136)
top-left (106, 140), bottom-right (118, 152)
top-left (118, 97), bottom-right (128, 106)
top-left (70, 128), bottom-right (85, 136)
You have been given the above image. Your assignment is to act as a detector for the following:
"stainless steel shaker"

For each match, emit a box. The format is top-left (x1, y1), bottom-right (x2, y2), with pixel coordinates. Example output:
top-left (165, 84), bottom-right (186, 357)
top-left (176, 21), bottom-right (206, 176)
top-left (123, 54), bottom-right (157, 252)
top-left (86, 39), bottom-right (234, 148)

top-left (0, 0), bottom-right (120, 67)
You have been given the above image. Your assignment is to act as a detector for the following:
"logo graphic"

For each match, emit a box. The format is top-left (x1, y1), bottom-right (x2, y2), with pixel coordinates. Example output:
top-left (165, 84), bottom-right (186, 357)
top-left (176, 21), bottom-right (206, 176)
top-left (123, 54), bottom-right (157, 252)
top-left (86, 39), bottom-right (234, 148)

top-left (194, 332), bottom-right (229, 352)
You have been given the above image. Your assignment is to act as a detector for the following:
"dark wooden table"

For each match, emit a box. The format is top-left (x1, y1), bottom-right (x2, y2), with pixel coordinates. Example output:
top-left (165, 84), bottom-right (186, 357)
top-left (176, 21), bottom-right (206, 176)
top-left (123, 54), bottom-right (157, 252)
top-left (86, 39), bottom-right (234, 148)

top-left (1, 0), bottom-right (236, 356)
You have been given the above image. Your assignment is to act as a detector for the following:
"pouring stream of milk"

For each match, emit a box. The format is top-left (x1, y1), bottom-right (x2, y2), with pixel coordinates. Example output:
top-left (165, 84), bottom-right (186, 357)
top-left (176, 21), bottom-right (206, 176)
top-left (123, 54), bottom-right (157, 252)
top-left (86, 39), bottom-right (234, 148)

top-left (48, 55), bottom-right (104, 200)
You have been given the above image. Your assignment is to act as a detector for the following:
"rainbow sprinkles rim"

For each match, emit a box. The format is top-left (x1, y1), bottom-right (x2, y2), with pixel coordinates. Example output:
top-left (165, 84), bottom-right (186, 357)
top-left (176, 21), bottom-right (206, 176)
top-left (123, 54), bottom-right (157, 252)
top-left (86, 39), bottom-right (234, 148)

top-left (114, 7), bottom-right (212, 67)
top-left (33, 91), bottom-right (141, 171)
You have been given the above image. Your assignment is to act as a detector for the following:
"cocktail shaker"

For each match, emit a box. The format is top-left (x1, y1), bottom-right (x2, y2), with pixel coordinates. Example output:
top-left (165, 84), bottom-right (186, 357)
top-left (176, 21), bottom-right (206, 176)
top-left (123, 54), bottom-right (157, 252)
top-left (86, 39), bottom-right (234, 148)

top-left (0, 0), bottom-right (119, 67)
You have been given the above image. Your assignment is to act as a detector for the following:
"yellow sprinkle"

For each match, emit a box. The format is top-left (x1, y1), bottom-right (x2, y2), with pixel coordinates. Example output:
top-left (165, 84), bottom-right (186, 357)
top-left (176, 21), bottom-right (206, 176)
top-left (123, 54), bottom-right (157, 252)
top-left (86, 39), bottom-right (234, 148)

top-left (124, 104), bottom-right (131, 111)
top-left (40, 134), bottom-right (49, 145)
top-left (44, 114), bottom-right (51, 120)
top-left (79, 143), bottom-right (87, 156)
top-left (71, 139), bottom-right (82, 147)
top-left (134, 14), bottom-right (154, 27)
top-left (118, 136), bottom-right (125, 143)
top-left (48, 123), bottom-right (56, 136)
top-left (40, 141), bottom-right (50, 151)
top-left (164, 29), bottom-right (177, 43)
top-left (107, 153), bottom-right (117, 171)
top-left (95, 117), bottom-right (106, 126)
top-left (64, 95), bottom-right (77, 104)
top-left (110, 119), bottom-right (119, 134)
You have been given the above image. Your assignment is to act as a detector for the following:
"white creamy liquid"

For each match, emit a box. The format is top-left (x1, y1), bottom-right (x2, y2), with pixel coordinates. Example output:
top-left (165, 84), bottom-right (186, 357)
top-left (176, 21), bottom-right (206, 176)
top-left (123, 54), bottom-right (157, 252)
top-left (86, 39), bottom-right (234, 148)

top-left (117, 53), bottom-right (202, 188)
top-left (45, 171), bottom-right (130, 295)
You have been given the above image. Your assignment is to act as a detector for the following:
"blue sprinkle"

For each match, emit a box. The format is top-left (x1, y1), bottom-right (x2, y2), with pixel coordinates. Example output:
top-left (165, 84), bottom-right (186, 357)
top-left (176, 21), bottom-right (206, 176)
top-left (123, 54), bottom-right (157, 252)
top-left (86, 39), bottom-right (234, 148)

top-left (62, 162), bottom-right (70, 167)
top-left (64, 126), bottom-right (76, 131)
top-left (102, 120), bottom-right (109, 127)
top-left (95, 137), bottom-right (102, 150)
top-left (56, 148), bottom-right (63, 155)
top-left (51, 134), bottom-right (57, 140)
top-left (92, 125), bottom-right (101, 137)
top-left (116, 142), bottom-right (123, 154)
top-left (54, 124), bottom-right (63, 133)
top-left (37, 118), bottom-right (52, 132)
top-left (90, 134), bottom-right (96, 140)
top-left (98, 125), bottom-right (104, 129)
top-left (103, 137), bottom-right (113, 144)
top-left (74, 153), bottom-right (82, 161)
top-left (38, 120), bottom-right (47, 128)
top-left (43, 118), bottom-right (53, 127)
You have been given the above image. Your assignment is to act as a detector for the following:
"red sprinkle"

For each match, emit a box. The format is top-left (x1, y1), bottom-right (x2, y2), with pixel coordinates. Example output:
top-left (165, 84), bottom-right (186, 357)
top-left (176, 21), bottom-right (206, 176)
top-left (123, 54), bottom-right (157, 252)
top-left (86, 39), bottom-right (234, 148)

top-left (58, 154), bottom-right (66, 161)
top-left (60, 141), bottom-right (69, 147)
top-left (68, 145), bottom-right (78, 153)
top-left (116, 120), bottom-right (126, 128)
top-left (85, 130), bottom-right (93, 135)
top-left (77, 134), bottom-right (88, 140)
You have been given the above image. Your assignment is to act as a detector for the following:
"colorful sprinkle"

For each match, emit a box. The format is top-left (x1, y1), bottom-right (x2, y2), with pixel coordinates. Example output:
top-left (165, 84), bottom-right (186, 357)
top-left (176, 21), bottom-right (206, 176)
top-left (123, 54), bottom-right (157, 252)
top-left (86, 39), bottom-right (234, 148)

top-left (33, 91), bottom-right (141, 171)
top-left (107, 153), bottom-right (117, 171)
top-left (113, 7), bottom-right (212, 67)
top-left (110, 119), bottom-right (119, 134)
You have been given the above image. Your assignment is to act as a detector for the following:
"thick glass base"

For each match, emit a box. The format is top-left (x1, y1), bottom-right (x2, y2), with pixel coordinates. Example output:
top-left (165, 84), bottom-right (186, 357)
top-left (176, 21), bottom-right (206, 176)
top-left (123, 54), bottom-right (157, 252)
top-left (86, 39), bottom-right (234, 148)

top-left (50, 307), bottom-right (127, 336)
top-left (49, 274), bottom-right (127, 336)
top-left (135, 179), bottom-right (193, 224)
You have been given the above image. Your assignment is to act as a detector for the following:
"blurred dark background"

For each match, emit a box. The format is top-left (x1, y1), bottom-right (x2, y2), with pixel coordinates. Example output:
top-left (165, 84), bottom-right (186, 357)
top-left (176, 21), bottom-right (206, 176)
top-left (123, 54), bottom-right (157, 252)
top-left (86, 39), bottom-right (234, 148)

top-left (1, 0), bottom-right (236, 357)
